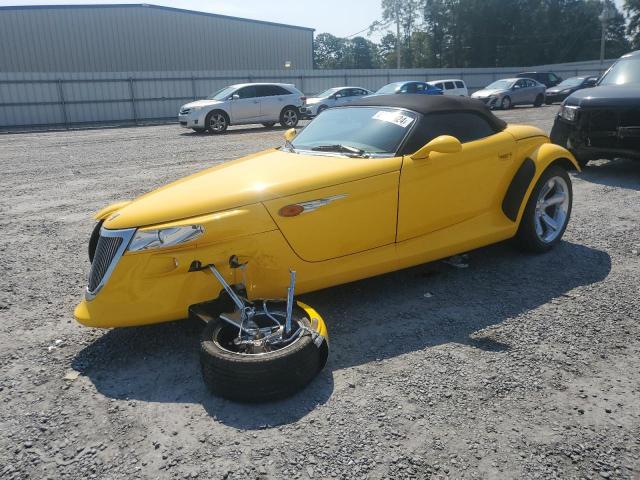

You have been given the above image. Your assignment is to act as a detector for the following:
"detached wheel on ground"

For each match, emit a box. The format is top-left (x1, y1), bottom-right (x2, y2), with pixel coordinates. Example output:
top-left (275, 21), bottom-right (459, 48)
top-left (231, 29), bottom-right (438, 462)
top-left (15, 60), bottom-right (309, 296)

top-left (501, 96), bottom-right (512, 110)
top-left (200, 302), bottom-right (327, 402)
top-left (262, 122), bottom-right (276, 129)
top-left (206, 111), bottom-right (228, 134)
top-left (534, 94), bottom-right (544, 107)
top-left (280, 107), bottom-right (299, 128)
top-left (516, 164), bottom-right (572, 253)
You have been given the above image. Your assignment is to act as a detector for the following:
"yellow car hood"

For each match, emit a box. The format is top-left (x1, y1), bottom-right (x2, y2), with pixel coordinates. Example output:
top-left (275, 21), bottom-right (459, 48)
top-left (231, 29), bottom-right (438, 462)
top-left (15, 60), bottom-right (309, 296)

top-left (104, 148), bottom-right (401, 229)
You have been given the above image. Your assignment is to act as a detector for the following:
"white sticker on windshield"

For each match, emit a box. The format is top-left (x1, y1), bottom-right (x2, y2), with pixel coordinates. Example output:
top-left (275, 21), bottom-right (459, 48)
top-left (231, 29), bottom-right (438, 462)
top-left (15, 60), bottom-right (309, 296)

top-left (372, 110), bottom-right (414, 128)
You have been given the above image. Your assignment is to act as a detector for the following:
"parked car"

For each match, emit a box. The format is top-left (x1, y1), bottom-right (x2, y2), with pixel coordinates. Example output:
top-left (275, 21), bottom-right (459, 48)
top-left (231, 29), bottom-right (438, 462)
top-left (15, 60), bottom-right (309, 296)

top-left (429, 79), bottom-right (468, 96)
top-left (517, 71), bottom-right (563, 88)
top-left (374, 81), bottom-right (443, 95)
top-left (178, 83), bottom-right (305, 133)
top-left (545, 76), bottom-right (599, 104)
top-left (550, 50), bottom-right (640, 167)
top-left (299, 86), bottom-right (372, 117)
top-left (76, 95), bottom-right (578, 402)
top-left (471, 78), bottom-right (546, 109)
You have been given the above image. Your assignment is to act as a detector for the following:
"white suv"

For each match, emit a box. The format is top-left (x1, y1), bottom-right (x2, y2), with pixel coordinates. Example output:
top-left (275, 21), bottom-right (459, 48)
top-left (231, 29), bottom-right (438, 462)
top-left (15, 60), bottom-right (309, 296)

top-left (429, 79), bottom-right (468, 96)
top-left (178, 83), bottom-right (305, 133)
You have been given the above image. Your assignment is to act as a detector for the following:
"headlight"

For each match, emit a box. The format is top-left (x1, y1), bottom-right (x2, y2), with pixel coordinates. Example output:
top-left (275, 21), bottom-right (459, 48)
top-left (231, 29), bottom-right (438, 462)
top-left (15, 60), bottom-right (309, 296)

top-left (560, 105), bottom-right (579, 122)
top-left (128, 225), bottom-right (204, 252)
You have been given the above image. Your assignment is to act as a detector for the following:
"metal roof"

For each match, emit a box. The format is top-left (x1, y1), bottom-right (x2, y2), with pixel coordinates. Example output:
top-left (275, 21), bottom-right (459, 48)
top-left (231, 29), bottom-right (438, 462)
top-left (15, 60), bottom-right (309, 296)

top-left (0, 3), bottom-right (315, 31)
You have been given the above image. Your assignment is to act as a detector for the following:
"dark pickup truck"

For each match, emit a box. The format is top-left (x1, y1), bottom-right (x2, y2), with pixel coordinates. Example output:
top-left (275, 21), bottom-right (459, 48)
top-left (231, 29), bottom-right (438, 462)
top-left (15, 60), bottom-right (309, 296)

top-left (550, 51), bottom-right (640, 167)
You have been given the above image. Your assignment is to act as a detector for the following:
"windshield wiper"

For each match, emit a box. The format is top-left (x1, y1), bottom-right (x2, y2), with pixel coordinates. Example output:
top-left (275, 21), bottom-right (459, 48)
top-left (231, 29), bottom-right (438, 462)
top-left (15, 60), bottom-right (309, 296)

top-left (311, 144), bottom-right (369, 157)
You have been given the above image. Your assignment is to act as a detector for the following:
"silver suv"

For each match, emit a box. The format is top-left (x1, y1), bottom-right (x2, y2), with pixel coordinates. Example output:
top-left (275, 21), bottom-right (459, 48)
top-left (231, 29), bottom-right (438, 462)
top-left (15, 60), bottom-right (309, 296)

top-left (178, 83), bottom-right (305, 133)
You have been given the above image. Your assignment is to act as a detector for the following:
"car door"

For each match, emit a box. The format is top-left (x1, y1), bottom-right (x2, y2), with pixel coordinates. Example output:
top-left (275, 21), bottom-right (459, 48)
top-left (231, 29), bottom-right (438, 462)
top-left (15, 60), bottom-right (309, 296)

top-left (397, 112), bottom-right (517, 241)
top-left (333, 88), bottom-right (351, 107)
top-left (254, 85), bottom-right (277, 120)
top-left (229, 86), bottom-right (260, 122)
top-left (264, 156), bottom-right (402, 262)
top-left (511, 79), bottom-right (528, 105)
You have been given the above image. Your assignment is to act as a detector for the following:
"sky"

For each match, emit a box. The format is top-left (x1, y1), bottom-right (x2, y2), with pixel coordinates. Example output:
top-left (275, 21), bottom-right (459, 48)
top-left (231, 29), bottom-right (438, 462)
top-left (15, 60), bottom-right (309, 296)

top-left (0, 0), bottom-right (628, 39)
top-left (0, 0), bottom-right (386, 38)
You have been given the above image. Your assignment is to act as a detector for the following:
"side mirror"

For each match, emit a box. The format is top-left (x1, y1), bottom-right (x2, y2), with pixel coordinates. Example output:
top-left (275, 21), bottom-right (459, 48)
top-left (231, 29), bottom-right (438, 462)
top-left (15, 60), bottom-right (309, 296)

top-left (284, 128), bottom-right (297, 143)
top-left (411, 135), bottom-right (462, 160)
top-left (232, 94), bottom-right (240, 100)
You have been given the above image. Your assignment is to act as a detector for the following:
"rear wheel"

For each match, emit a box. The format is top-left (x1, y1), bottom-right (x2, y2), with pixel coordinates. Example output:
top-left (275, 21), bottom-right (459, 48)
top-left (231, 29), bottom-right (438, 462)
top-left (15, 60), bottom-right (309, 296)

top-left (280, 107), bottom-right (299, 128)
top-left (200, 302), bottom-right (327, 402)
top-left (501, 96), bottom-right (512, 110)
top-left (516, 165), bottom-right (572, 253)
top-left (206, 111), bottom-right (228, 134)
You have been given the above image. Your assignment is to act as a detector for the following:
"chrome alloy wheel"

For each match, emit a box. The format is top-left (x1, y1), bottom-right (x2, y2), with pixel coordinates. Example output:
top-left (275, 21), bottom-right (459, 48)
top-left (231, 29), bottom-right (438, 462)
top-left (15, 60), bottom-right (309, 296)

top-left (208, 113), bottom-right (227, 132)
top-left (534, 176), bottom-right (570, 243)
top-left (282, 109), bottom-right (298, 126)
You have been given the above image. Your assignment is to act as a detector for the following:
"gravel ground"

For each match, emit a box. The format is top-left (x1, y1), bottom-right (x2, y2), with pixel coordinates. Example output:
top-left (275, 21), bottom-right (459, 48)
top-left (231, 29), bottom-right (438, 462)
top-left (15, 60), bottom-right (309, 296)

top-left (1, 105), bottom-right (639, 480)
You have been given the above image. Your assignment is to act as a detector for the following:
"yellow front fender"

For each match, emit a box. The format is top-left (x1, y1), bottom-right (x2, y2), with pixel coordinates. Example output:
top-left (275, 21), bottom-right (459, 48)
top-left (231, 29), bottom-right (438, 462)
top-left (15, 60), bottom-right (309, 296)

top-left (511, 142), bottom-right (579, 224)
top-left (93, 201), bottom-right (131, 221)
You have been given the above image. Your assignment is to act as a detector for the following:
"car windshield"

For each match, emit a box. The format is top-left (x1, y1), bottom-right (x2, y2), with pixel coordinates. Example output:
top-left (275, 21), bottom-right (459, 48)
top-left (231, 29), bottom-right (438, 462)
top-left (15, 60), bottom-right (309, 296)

top-left (290, 107), bottom-right (417, 156)
top-left (315, 88), bottom-right (341, 98)
top-left (485, 80), bottom-right (513, 90)
top-left (599, 57), bottom-right (640, 85)
top-left (376, 83), bottom-right (400, 94)
top-left (206, 86), bottom-right (236, 100)
top-left (556, 77), bottom-right (584, 88)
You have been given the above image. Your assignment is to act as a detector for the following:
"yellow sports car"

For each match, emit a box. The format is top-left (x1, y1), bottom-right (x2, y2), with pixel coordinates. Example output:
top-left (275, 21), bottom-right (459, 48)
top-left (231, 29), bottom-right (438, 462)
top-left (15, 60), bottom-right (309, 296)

top-left (75, 95), bottom-right (579, 401)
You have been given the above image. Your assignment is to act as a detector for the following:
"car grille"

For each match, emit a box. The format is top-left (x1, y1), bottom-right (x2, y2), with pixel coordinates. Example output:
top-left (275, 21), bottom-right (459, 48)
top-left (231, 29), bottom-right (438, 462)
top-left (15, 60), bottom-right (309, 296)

top-left (88, 236), bottom-right (122, 292)
top-left (179, 108), bottom-right (191, 115)
top-left (584, 108), bottom-right (640, 150)
top-left (86, 228), bottom-right (135, 298)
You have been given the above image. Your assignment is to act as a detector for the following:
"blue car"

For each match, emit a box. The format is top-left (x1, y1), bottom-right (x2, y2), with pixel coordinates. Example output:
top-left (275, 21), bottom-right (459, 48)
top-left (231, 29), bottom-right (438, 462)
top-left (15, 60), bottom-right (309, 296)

top-left (374, 81), bottom-right (443, 96)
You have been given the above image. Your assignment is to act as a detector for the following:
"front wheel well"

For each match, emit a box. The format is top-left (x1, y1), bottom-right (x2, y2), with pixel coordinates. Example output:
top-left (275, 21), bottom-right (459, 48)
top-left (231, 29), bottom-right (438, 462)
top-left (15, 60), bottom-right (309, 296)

top-left (206, 109), bottom-right (230, 124)
top-left (550, 157), bottom-right (579, 172)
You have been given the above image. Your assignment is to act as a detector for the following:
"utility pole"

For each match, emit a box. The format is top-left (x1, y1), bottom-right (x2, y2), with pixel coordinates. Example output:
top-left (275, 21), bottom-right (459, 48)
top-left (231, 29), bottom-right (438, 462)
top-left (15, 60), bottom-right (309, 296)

top-left (599, 0), bottom-right (614, 65)
top-left (396, 1), bottom-right (401, 69)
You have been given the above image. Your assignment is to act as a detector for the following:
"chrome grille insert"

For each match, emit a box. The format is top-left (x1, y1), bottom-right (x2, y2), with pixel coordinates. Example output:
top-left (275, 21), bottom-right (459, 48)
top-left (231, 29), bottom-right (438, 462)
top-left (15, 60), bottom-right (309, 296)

top-left (86, 227), bottom-right (136, 301)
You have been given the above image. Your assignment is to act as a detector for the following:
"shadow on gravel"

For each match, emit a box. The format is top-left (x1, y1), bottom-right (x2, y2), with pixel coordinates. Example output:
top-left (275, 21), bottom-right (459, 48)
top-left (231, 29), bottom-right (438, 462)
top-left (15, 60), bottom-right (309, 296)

top-left (577, 158), bottom-right (640, 191)
top-left (73, 318), bottom-right (334, 429)
top-left (75, 240), bottom-right (609, 428)
top-left (179, 122), bottom-right (310, 137)
top-left (301, 240), bottom-right (611, 371)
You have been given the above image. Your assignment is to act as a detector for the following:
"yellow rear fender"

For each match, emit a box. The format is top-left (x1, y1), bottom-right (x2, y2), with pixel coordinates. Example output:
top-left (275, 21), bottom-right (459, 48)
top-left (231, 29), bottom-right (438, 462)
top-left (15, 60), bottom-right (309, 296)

top-left (502, 142), bottom-right (579, 224)
top-left (93, 201), bottom-right (131, 221)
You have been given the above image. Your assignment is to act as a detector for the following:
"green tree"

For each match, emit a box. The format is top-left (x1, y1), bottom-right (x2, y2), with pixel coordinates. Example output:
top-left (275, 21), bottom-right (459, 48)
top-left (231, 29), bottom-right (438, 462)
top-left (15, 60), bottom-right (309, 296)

top-left (625, 0), bottom-right (640, 48)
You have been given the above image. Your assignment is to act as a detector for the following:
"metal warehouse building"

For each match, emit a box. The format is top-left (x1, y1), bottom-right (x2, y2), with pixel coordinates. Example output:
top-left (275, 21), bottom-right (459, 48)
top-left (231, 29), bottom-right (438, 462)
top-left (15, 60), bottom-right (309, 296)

top-left (0, 4), bottom-right (314, 72)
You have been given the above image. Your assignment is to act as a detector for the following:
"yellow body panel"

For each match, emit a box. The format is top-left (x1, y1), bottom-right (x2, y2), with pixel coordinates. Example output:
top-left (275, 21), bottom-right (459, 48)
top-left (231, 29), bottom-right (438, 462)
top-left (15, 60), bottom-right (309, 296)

top-left (75, 125), bottom-right (578, 328)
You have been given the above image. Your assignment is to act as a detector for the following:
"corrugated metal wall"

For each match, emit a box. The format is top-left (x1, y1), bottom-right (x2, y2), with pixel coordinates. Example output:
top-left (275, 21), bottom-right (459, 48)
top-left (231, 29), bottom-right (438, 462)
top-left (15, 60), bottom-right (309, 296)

top-left (0, 5), bottom-right (313, 72)
top-left (0, 59), bottom-right (614, 129)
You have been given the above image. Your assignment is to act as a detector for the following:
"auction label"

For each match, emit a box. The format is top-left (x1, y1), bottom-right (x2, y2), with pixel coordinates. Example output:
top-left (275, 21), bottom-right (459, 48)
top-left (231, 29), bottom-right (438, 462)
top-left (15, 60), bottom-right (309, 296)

top-left (372, 110), bottom-right (414, 128)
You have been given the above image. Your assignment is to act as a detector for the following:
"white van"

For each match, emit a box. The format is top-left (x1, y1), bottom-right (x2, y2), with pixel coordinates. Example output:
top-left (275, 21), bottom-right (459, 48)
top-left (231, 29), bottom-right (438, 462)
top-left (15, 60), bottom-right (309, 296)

top-left (430, 79), bottom-right (468, 97)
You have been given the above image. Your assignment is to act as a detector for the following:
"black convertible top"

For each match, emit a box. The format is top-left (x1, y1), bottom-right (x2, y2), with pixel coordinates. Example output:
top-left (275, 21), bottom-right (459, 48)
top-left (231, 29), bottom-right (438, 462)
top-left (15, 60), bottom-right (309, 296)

top-left (346, 94), bottom-right (508, 155)
top-left (348, 94), bottom-right (507, 131)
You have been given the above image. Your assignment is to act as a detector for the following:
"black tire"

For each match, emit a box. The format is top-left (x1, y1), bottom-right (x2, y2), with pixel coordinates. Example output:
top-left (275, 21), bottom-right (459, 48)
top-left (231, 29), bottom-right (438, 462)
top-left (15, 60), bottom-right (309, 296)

top-left (262, 122), bottom-right (276, 128)
top-left (200, 306), bottom-right (325, 402)
top-left (501, 96), bottom-right (512, 110)
top-left (279, 107), bottom-right (299, 128)
top-left (88, 220), bottom-right (103, 263)
top-left (205, 110), bottom-right (228, 134)
top-left (515, 165), bottom-right (573, 253)
top-left (534, 94), bottom-right (544, 107)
